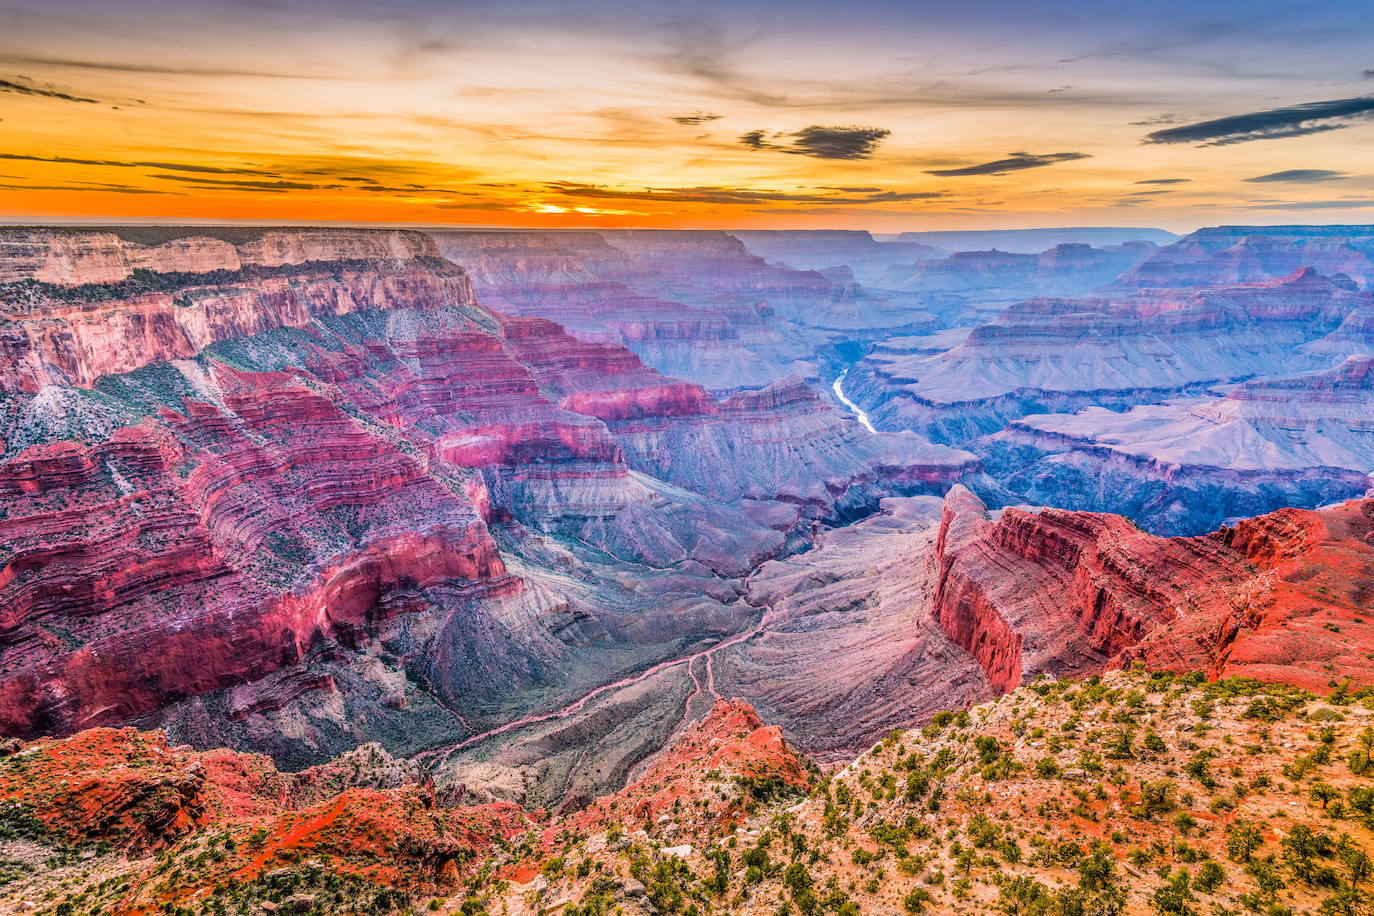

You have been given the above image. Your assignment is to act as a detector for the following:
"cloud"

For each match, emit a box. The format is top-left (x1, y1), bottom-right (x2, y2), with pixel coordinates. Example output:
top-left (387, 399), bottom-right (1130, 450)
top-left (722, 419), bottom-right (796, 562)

top-left (150, 174), bottom-right (343, 192)
top-left (0, 153), bottom-right (280, 176)
top-left (0, 55), bottom-right (342, 80)
top-left (738, 125), bottom-right (891, 160)
top-left (550, 182), bottom-right (940, 206)
top-left (1248, 198), bottom-right (1374, 210)
top-left (138, 162), bottom-right (283, 177)
top-left (0, 77), bottom-right (98, 104)
top-left (1365, 70), bottom-right (1374, 79)
top-left (1243, 169), bottom-right (1348, 183)
top-left (1144, 97), bottom-right (1374, 146)
top-left (1134, 178), bottom-right (1190, 185)
top-left (0, 183), bottom-right (176, 195)
top-left (670, 112), bottom-right (723, 125)
top-left (0, 153), bottom-right (129, 167)
top-left (1130, 114), bottom-right (1184, 126)
top-left (925, 151), bottom-right (1090, 177)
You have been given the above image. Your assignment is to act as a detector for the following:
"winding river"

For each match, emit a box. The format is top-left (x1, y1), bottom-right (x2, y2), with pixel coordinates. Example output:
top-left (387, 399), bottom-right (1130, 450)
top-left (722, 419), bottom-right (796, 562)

top-left (832, 368), bottom-right (878, 434)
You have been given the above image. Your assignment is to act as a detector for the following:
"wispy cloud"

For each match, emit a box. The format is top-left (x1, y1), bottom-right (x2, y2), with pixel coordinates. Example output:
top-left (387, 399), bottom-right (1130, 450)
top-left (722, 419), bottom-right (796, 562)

top-left (1144, 96), bottom-right (1374, 146)
top-left (0, 55), bottom-right (342, 80)
top-left (1133, 178), bottom-right (1190, 185)
top-left (0, 77), bottom-right (98, 104)
top-left (926, 151), bottom-right (1089, 176)
top-left (1248, 198), bottom-right (1374, 210)
top-left (670, 111), bottom-right (723, 125)
top-left (550, 183), bottom-right (940, 205)
top-left (1, 153), bottom-right (278, 175)
top-left (1243, 169), bottom-right (1348, 183)
top-left (738, 125), bottom-right (892, 160)
top-left (150, 174), bottom-right (344, 192)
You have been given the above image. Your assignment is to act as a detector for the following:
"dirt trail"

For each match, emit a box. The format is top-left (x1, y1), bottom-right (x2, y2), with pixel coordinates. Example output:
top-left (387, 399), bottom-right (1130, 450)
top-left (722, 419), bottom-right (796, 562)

top-left (415, 602), bottom-right (776, 763)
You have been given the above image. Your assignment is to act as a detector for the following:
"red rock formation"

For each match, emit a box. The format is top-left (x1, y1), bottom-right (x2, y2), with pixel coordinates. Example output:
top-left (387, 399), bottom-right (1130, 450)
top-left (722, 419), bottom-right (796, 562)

top-left (570, 698), bottom-right (815, 834)
top-left (931, 485), bottom-right (1374, 694)
top-left (0, 725), bottom-right (530, 909)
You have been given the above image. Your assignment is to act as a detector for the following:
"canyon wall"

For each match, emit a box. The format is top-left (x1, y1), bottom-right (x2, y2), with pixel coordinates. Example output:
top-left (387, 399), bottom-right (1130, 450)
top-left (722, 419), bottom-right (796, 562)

top-left (930, 486), bottom-right (1374, 694)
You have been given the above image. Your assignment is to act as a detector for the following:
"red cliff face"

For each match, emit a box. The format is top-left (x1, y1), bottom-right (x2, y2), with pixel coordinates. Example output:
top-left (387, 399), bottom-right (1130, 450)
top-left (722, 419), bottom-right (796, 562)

top-left (0, 231), bottom-right (473, 391)
top-left (931, 485), bottom-right (1374, 694)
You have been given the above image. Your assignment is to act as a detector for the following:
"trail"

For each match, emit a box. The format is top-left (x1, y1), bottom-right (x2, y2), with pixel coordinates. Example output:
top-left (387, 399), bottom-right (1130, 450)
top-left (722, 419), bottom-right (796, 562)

top-left (832, 368), bottom-right (877, 434)
top-left (415, 603), bottom-right (776, 762)
top-left (670, 656), bottom-right (705, 738)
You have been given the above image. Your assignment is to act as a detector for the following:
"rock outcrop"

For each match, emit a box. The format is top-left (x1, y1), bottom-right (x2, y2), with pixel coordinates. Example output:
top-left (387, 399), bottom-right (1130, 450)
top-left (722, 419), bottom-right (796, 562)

top-left (930, 485), bottom-right (1374, 694)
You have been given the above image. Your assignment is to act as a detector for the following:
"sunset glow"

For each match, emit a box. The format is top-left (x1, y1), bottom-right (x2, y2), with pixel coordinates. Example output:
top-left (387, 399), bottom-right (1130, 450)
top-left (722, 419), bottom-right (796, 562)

top-left (2, 0), bottom-right (1372, 230)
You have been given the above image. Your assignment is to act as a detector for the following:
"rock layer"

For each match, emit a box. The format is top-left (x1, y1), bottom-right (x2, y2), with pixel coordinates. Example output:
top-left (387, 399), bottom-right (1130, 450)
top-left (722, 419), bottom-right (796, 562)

top-left (931, 486), bottom-right (1374, 694)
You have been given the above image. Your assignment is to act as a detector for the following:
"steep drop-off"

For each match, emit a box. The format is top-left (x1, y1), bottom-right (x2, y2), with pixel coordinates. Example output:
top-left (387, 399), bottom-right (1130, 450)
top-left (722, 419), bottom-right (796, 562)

top-left (931, 485), bottom-right (1374, 695)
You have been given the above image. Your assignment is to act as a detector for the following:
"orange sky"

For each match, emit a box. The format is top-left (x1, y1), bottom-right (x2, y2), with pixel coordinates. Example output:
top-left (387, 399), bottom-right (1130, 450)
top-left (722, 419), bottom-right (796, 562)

top-left (1, 0), bottom-right (1372, 231)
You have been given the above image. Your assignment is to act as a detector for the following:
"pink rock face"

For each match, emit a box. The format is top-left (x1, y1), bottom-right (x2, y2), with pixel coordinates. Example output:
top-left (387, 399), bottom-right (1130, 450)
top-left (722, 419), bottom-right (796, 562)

top-left (930, 486), bottom-right (1374, 695)
top-left (0, 227), bottom-right (442, 285)
top-left (0, 239), bottom-right (474, 392)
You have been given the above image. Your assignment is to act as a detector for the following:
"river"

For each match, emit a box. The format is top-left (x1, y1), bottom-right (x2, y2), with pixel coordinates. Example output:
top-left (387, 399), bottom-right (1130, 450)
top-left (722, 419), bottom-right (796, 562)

top-left (832, 368), bottom-right (877, 433)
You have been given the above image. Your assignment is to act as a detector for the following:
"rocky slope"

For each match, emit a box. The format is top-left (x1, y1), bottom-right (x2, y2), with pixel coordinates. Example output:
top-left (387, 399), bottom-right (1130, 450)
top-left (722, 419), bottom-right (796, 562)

top-left (931, 486), bottom-right (1374, 695)
top-left (979, 356), bottom-right (1374, 533)
top-left (9, 669), bottom-right (1373, 916)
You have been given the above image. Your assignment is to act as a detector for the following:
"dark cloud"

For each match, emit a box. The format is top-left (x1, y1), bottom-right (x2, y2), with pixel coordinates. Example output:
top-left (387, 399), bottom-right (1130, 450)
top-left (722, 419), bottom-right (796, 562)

top-left (0, 183), bottom-right (175, 195)
top-left (670, 112), bottom-right (723, 125)
top-left (1134, 178), bottom-right (1190, 185)
top-left (925, 151), bottom-right (1090, 177)
top-left (138, 162), bottom-right (283, 177)
top-left (150, 174), bottom-right (343, 192)
top-left (1144, 96), bottom-right (1374, 146)
top-left (1365, 70), bottom-right (1374, 79)
top-left (550, 182), bottom-right (939, 206)
top-left (0, 77), bottom-right (98, 104)
top-left (1, 153), bottom-right (280, 176)
top-left (0, 153), bottom-right (129, 167)
top-left (1243, 169), bottom-right (1348, 183)
top-left (738, 125), bottom-right (891, 160)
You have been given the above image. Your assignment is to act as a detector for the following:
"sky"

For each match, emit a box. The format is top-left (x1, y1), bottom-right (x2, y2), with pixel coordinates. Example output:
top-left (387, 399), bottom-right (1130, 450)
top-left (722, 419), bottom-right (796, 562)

top-left (0, 0), bottom-right (1372, 231)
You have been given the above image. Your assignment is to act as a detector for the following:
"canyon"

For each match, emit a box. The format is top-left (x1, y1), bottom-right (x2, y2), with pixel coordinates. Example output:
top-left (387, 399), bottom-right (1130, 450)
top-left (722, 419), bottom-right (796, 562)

top-left (2, 221), bottom-right (1374, 915)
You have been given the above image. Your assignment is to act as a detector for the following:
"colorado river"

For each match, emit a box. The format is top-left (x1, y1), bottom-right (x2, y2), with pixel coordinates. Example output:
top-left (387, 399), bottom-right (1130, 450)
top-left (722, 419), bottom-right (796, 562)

top-left (833, 368), bottom-right (877, 433)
